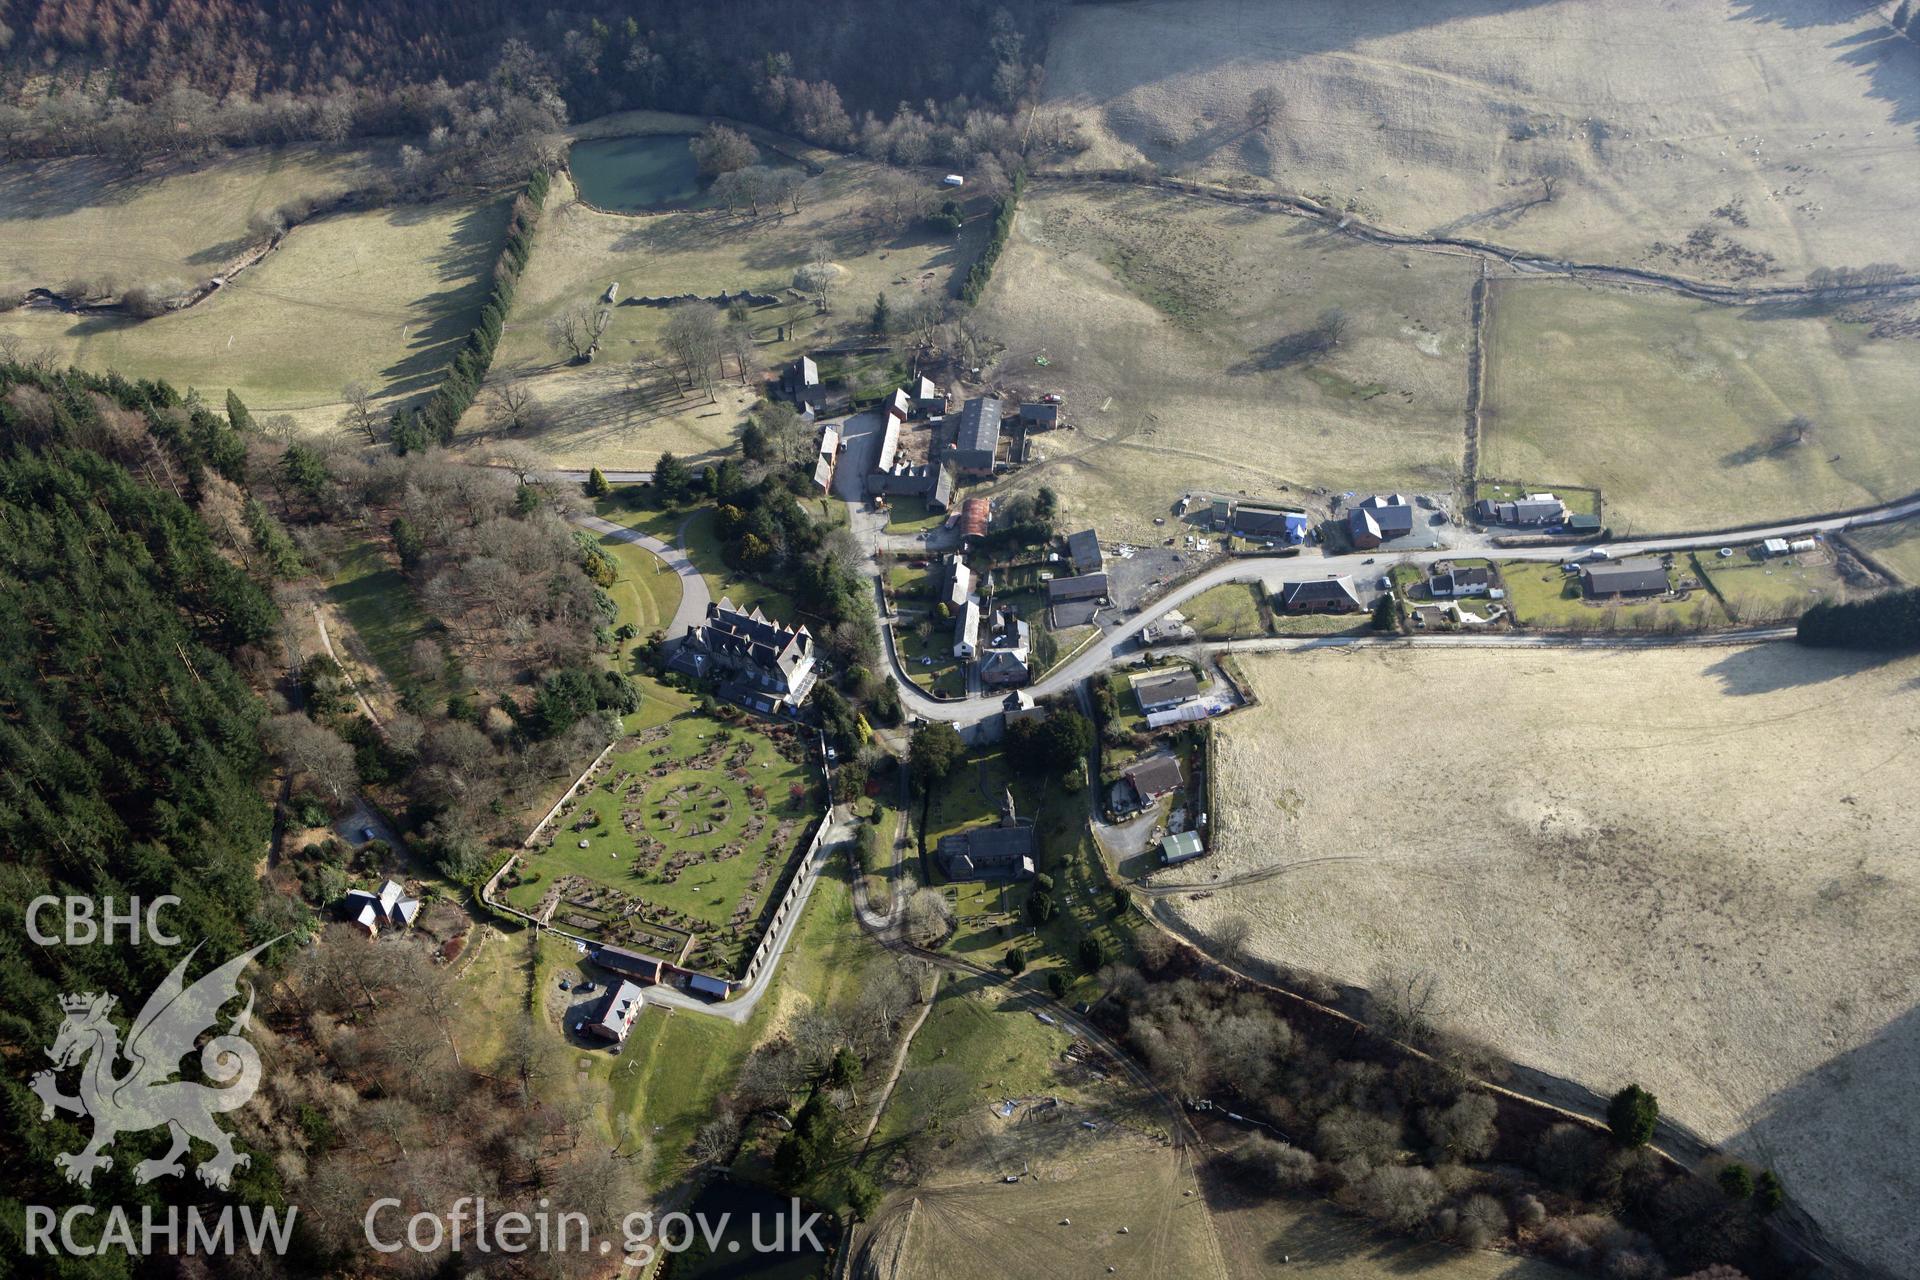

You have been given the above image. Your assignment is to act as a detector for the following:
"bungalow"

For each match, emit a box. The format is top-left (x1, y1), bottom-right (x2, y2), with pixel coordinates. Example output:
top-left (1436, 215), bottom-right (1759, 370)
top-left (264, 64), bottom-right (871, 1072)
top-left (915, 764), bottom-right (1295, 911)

top-left (954, 599), bottom-right (982, 659)
top-left (1346, 494), bottom-right (1416, 549)
top-left (936, 789), bottom-right (1037, 881)
top-left (1428, 564), bottom-right (1493, 598)
top-left (341, 879), bottom-right (421, 937)
top-left (950, 397), bottom-right (1004, 476)
top-left (912, 375), bottom-right (945, 417)
top-left (1278, 576), bottom-right (1364, 613)
top-left (1497, 496), bottom-right (1567, 527)
top-left (1046, 572), bottom-right (1109, 605)
top-left (1065, 528), bottom-right (1104, 575)
top-left (593, 945), bottom-right (666, 985)
top-left (580, 980), bottom-right (645, 1044)
top-left (1133, 669), bottom-right (1200, 715)
top-left (1580, 558), bottom-right (1669, 599)
top-left (1020, 402), bottom-right (1059, 429)
top-left (1160, 831), bottom-right (1206, 867)
top-left (1125, 754), bottom-right (1184, 803)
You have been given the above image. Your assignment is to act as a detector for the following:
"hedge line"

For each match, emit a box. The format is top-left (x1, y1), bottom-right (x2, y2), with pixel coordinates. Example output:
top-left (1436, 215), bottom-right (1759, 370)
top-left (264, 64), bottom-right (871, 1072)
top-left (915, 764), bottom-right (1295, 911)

top-left (393, 168), bottom-right (552, 453)
top-left (960, 170), bottom-right (1025, 306)
top-left (1797, 586), bottom-right (1920, 651)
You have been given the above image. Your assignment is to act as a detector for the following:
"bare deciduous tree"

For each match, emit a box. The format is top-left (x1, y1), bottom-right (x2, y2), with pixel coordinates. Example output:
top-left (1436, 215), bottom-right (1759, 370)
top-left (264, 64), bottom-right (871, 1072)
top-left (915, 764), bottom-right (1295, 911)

top-left (546, 302), bottom-right (606, 363)
top-left (662, 300), bottom-right (724, 401)
top-left (341, 380), bottom-right (378, 444)
top-left (263, 713), bottom-right (356, 807)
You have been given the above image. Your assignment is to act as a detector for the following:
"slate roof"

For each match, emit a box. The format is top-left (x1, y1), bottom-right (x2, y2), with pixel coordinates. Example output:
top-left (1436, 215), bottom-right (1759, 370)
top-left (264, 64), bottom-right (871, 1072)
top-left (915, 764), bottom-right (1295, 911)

top-left (1580, 558), bottom-right (1669, 597)
top-left (1126, 754), bottom-right (1184, 798)
top-left (1066, 528), bottom-right (1103, 574)
top-left (1046, 572), bottom-right (1109, 603)
top-left (584, 980), bottom-right (645, 1042)
top-left (952, 397), bottom-right (1003, 470)
top-left (1279, 576), bottom-right (1363, 610)
top-left (1133, 670), bottom-right (1200, 709)
top-left (928, 463), bottom-right (955, 510)
top-left (594, 945), bottom-right (665, 983)
top-left (873, 412), bottom-right (901, 473)
top-left (1348, 495), bottom-right (1415, 541)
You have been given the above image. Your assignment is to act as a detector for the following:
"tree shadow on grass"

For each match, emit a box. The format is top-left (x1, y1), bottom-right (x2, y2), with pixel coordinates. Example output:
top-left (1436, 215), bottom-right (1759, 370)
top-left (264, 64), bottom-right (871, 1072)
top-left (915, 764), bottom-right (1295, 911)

top-left (1699, 642), bottom-right (1905, 695)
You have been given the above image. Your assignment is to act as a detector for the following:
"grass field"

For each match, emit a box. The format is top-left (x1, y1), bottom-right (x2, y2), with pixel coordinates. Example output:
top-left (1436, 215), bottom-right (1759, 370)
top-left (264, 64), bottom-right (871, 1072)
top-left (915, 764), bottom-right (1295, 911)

top-left (509, 705), bottom-right (816, 974)
top-left (0, 194), bottom-right (509, 432)
top-left (1181, 645), bottom-right (1920, 1278)
top-left (1692, 547), bottom-right (1855, 622)
top-left (1481, 281), bottom-right (1920, 533)
top-left (454, 151), bottom-right (992, 468)
top-left (1038, 0), bottom-right (1920, 281)
top-left (1849, 518), bottom-right (1920, 587)
top-left (978, 182), bottom-right (1471, 542)
top-left (0, 145), bottom-right (389, 292)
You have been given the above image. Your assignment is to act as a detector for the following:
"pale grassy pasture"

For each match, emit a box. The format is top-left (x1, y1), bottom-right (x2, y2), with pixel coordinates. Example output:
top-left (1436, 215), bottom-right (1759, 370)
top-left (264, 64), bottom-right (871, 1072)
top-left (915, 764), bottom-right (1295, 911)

top-left (1481, 280), bottom-right (1920, 532)
top-left (0, 144), bottom-right (389, 292)
top-left (1181, 645), bottom-right (1920, 1277)
top-left (977, 182), bottom-right (1471, 541)
top-left (1039, 0), bottom-right (1920, 281)
top-left (0, 196), bottom-right (509, 432)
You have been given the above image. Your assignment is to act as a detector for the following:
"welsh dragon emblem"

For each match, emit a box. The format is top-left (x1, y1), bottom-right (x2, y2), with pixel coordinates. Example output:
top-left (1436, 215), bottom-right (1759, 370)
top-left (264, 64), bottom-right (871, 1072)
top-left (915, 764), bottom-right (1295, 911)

top-left (30, 938), bottom-right (278, 1190)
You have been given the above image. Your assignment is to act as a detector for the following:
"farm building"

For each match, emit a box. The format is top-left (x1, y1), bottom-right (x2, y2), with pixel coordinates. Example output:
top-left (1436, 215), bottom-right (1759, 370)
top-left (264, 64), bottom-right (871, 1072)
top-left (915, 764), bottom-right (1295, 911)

top-left (341, 879), bottom-right (421, 937)
top-left (686, 973), bottom-right (730, 1000)
top-left (1020, 402), bottom-right (1059, 428)
top-left (873, 411), bottom-right (901, 474)
top-left (1133, 669), bottom-right (1201, 714)
top-left (581, 980), bottom-right (645, 1044)
top-left (1346, 494), bottom-right (1416, 549)
top-left (884, 388), bottom-right (911, 420)
top-left (593, 945), bottom-right (667, 984)
top-left (1046, 572), bottom-right (1109, 604)
top-left (1429, 565), bottom-right (1493, 598)
top-left (955, 599), bottom-right (982, 659)
top-left (1066, 528), bottom-right (1104, 574)
top-left (1160, 831), bottom-right (1206, 866)
top-left (671, 599), bottom-right (817, 709)
top-left (912, 375), bottom-right (944, 416)
top-left (928, 464), bottom-right (956, 511)
top-left (950, 397), bottom-right (1004, 475)
top-left (1278, 576), bottom-right (1364, 613)
top-left (1579, 558), bottom-right (1670, 599)
top-left (959, 497), bottom-right (991, 538)
top-left (1566, 513), bottom-right (1603, 535)
top-left (936, 789), bottom-right (1037, 881)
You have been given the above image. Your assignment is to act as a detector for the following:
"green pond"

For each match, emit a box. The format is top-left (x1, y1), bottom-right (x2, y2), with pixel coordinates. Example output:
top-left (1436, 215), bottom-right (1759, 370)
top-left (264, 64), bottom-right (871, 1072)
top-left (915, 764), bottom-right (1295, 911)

top-left (570, 135), bottom-right (705, 211)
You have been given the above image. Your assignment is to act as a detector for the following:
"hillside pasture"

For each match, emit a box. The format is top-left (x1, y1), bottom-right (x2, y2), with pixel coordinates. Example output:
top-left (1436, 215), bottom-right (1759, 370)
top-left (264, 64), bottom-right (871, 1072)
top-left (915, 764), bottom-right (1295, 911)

top-left (1181, 645), bottom-right (1920, 1278)
top-left (0, 145), bottom-right (390, 294)
top-left (1848, 517), bottom-right (1920, 587)
top-left (1481, 280), bottom-right (1920, 533)
top-left (457, 154), bottom-right (992, 469)
top-left (1038, 0), bottom-right (1920, 281)
top-left (0, 195), bottom-right (510, 433)
top-left (978, 182), bottom-right (1471, 541)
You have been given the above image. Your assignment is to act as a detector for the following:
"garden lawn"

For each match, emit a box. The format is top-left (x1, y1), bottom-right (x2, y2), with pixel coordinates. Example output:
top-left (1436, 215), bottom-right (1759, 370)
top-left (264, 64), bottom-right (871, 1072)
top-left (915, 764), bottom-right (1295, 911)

top-left (1693, 549), bottom-right (1853, 622)
top-left (884, 496), bottom-right (947, 535)
top-left (507, 708), bottom-right (817, 973)
top-left (602, 533), bottom-right (682, 642)
top-left (593, 488), bottom-right (798, 622)
top-left (1498, 560), bottom-right (1725, 630)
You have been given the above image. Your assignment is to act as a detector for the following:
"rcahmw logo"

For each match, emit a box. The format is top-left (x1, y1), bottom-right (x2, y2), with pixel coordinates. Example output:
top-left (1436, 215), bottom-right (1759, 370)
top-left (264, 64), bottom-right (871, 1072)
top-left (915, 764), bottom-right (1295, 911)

top-left (23, 896), bottom-right (295, 1258)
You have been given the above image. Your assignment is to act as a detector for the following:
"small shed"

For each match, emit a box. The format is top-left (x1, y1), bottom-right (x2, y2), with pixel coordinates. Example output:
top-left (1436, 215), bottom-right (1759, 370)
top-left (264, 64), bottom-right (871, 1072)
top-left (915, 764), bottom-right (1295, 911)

top-left (686, 973), bottom-right (730, 1000)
